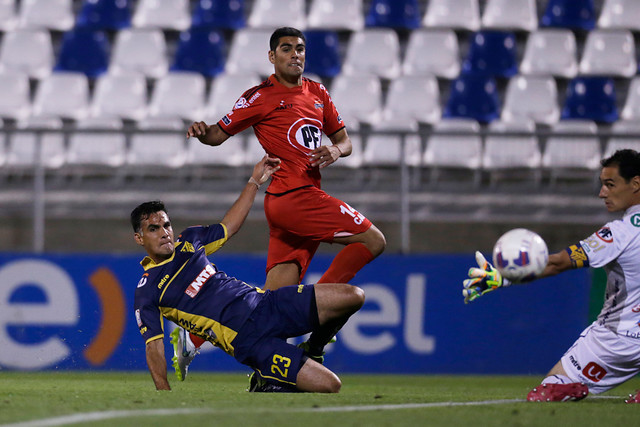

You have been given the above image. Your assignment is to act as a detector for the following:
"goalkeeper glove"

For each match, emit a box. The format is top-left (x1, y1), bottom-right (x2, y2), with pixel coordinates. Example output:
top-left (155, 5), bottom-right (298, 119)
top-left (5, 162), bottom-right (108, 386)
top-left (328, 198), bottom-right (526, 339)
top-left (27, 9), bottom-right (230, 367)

top-left (462, 251), bottom-right (511, 304)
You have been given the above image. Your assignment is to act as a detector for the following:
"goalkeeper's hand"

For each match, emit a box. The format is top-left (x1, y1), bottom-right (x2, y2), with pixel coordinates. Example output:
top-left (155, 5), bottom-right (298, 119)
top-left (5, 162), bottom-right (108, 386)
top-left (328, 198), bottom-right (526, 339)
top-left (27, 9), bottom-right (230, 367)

top-left (462, 251), bottom-right (511, 304)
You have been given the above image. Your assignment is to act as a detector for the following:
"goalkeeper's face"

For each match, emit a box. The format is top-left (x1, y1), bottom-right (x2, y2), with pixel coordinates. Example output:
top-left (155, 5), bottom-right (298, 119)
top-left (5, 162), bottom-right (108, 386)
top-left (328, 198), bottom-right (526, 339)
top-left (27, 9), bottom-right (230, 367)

top-left (599, 166), bottom-right (640, 212)
top-left (134, 211), bottom-right (175, 263)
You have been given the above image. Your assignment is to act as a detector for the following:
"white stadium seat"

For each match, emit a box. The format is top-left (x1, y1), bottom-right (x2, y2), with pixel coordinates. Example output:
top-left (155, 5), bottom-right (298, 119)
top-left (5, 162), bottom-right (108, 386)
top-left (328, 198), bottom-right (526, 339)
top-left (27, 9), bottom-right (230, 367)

top-left (247, 0), bottom-right (306, 29)
top-left (67, 116), bottom-right (126, 168)
top-left (330, 74), bottom-right (382, 130)
top-left (109, 29), bottom-right (168, 79)
top-left (0, 29), bottom-right (53, 79)
top-left (501, 75), bottom-right (559, 125)
top-left (377, 75), bottom-right (441, 131)
top-left (132, 0), bottom-right (190, 31)
top-left (5, 117), bottom-right (65, 169)
top-left (128, 117), bottom-right (186, 169)
top-left (32, 72), bottom-right (90, 121)
top-left (579, 30), bottom-right (636, 78)
top-left (342, 29), bottom-right (401, 80)
top-left (481, 0), bottom-right (537, 31)
top-left (598, 0), bottom-right (640, 31)
top-left (423, 0), bottom-right (480, 31)
top-left (307, 0), bottom-right (364, 31)
top-left (205, 73), bottom-right (262, 122)
top-left (0, 71), bottom-right (31, 121)
top-left (18, 0), bottom-right (74, 31)
top-left (0, 0), bottom-right (18, 31)
top-left (225, 29), bottom-right (274, 77)
top-left (147, 72), bottom-right (206, 121)
top-left (90, 73), bottom-right (148, 121)
top-left (520, 29), bottom-right (578, 78)
top-left (604, 120), bottom-right (640, 157)
top-left (402, 29), bottom-right (460, 79)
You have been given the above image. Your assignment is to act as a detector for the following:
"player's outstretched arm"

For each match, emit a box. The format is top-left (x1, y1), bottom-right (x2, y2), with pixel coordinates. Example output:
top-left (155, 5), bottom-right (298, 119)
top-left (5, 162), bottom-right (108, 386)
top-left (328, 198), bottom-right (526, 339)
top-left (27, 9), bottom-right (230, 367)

top-left (221, 155), bottom-right (281, 237)
top-left (462, 251), bottom-right (511, 304)
top-left (186, 121), bottom-right (230, 147)
top-left (310, 128), bottom-right (352, 168)
top-left (146, 338), bottom-right (170, 390)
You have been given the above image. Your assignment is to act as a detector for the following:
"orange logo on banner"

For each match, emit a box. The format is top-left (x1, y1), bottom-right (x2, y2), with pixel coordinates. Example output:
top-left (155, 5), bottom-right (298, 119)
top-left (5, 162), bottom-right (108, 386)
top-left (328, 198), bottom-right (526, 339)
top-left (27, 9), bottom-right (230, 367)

top-left (83, 267), bottom-right (126, 366)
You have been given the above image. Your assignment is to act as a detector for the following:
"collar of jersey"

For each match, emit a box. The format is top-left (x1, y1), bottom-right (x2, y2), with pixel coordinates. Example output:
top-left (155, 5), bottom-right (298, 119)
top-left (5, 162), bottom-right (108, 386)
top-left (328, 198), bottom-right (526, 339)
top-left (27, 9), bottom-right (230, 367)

top-left (624, 204), bottom-right (640, 218)
top-left (140, 242), bottom-right (182, 271)
top-left (269, 74), bottom-right (304, 91)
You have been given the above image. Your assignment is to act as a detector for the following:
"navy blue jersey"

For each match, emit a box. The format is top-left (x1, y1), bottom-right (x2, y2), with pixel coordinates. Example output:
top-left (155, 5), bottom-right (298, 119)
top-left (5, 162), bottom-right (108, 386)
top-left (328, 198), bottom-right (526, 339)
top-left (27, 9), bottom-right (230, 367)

top-left (134, 224), bottom-right (265, 356)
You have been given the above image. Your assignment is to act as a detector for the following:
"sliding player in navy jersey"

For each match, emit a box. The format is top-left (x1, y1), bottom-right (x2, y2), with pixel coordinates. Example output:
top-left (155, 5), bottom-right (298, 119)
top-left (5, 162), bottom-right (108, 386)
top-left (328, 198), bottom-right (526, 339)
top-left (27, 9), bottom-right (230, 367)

top-left (132, 156), bottom-right (364, 392)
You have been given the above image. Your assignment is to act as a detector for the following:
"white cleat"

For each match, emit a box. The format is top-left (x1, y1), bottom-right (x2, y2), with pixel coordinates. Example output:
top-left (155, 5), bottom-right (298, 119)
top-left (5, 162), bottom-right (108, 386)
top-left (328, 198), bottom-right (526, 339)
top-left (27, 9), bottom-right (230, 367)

top-left (170, 328), bottom-right (199, 381)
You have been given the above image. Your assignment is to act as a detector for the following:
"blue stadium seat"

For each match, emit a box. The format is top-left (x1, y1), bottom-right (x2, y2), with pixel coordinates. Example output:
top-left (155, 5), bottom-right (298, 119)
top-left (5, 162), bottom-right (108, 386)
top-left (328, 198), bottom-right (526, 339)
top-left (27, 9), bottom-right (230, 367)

top-left (561, 77), bottom-right (618, 123)
top-left (540, 0), bottom-right (595, 30)
top-left (191, 0), bottom-right (245, 30)
top-left (76, 0), bottom-right (132, 30)
top-left (444, 74), bottom-right (500, 123)
top-left (303, 30), bottom-right (341, 78)
top-left (365, 0), bottom-right (421, 29)
top-left (462, 31), bottom-right (518, 78)
top-left (171, 29), bottom-right (226, 77)
top-left (54, 28), bottom-right (110, 78)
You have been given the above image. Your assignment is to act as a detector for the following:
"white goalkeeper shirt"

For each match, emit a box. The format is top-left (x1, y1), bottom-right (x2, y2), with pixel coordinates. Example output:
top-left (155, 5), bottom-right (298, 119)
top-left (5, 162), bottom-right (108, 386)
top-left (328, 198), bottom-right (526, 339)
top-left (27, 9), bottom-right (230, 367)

top-left (580, 203), bottom-right (640, 339)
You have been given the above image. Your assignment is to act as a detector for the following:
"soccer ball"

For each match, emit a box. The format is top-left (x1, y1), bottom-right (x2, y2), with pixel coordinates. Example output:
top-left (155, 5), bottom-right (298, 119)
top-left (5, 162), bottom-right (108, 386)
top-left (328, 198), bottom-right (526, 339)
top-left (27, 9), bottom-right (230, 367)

top-left (492, 228), bottom-right (548, 282)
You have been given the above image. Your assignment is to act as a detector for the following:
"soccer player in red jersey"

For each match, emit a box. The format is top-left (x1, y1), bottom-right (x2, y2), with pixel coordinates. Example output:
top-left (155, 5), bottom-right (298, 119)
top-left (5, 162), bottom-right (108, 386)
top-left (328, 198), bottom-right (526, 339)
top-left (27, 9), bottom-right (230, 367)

top-left (185, 26), bottom-right (385, 370)
top-left (187, 28), bottom-right (384, 294)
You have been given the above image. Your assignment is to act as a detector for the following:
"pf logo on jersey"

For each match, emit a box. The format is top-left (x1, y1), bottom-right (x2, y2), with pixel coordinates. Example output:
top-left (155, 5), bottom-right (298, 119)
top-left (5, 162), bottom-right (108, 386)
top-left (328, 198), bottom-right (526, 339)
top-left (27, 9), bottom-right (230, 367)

top-left (287, 118), bottom-right (322, 151)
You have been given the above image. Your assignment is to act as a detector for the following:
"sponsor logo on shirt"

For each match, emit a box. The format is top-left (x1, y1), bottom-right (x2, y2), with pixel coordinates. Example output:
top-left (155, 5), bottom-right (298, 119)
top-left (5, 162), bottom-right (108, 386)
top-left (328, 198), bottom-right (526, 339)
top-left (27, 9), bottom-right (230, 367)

top-left (135, 309), bottom-right (142, 327)
top-left (185, 264), bottom-right (216, 298)
top-left (287, 117), bottom-right (323, 151)
top-left (631, 213), bottom-right (640, 227)
top-left (314, 101), bottom-right (324, 109)
top-left (234, 97), bottom-right (247, 109)
top-left (137, 273), bottom-right (148, 288)
top-left (276, 100), bottom-right (293, 110)
top-left (582, 361), bottom-right (607, 382)
top-left (221, 115), bottom-right (232, 125)
top-left (596, 227), bottom-right (613, 243)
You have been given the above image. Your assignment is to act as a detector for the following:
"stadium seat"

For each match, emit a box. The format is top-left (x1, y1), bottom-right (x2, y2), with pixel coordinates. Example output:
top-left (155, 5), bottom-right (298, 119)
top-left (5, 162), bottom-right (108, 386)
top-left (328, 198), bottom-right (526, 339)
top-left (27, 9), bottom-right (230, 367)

top-left (147, 72), bottom-right (206, 121)
top-left (90, 72), bottom-right (147, 121)
top-left (542, 120), bottom-right (601, 185)
top-left (5, 116), bottom-right (65, 169)
top-left (342, 29), bottom-right (401, 80)
top-left (329, 74), bottom-right (382, 130)
top-left (423, 0), bottom-right (480, 31)
top-left (66, 116), bottom-right (126, 169)
top-left (377, 75), bottom-right (441, 130)
top-left (303, 30), bottom-right (341, 78)
top-left (622, 76), bottom-right (640, 121)
top-left (204, 73), bottom-right (262, 122)
top-left (307, 0), bottom-right (364, 31)
top-left (171, 28), bottom-right (226, 78)
top-left (128, 117), bottom-right (186, 169)
top-left (32, 72), bottom-right (90, 121)
top-left (519, 29), bottom-right (578, 78)
top-left (598, 0), bottom-right (640, 31)
top-left (462, 31), bottom-right (518, 78)
top-left (76, 0), bottom-right (132, 30)
top-left (363, 134), bottom-right (422, 167)
top-left (190, 0), bottom-right (246, 30)
top-left (109, 29), bottom-right (168, 79)
top-left (423, 118), bottom-right (483, 185)
top-left (561, 77), bottom-right (618, 123)
top-left (0, 71), bottom-right (31, 121)
top-left (247, 0), bottom-right (306, 29)
top-left (0, 0), bottom-right (17, 31)
top-left (481, 0), bottom-right (537, 31)
top-left (540, 0), bottom-right (595, 30)
top-left (501, 75), bottom-right (559, 125)
top-left (444, 74), bottom-right (501, 123)
top-left (225, 29), bottom-right (274, 77)
top-left (364, 0), bottom-right (421, 29)
top-left (187, 132), bottom-right (246, 168)
top-left (331, 134), bottom-right (364, 169)
top-left (482, 119), bottom-right (541, 186)
top-left (132, 0), bottom-right (190, 31)
top-left (243, 133), bottom-right (268, 165)
top-left (0, 29), bottom-right (53, 79)
top-left (18, 0), bottom-right (74, 31)
top-left (578, 30), bottom-right (636, 78)
top-left (603, 120), bottom-right (640, 157)
top-left (54, 28), bottom-right (110, 78)
top-left (402, 29), bottom-right (460, 79)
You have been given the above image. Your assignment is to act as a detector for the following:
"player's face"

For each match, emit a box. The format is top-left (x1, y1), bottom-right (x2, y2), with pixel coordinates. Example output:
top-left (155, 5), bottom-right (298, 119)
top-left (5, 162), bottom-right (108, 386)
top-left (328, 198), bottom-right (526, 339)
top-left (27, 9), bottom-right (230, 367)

top-left (598, 166), bottom-right (640, 212)
top-left (269, 36), bottom-right (305, 80)
top-left (134, 211), bottom-right (175, 263)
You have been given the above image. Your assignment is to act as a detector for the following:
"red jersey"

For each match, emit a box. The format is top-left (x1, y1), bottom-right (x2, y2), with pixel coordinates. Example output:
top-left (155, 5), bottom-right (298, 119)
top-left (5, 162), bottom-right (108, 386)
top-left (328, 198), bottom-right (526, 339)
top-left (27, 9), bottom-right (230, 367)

top-left (217, 75), bottom-right (345, 194)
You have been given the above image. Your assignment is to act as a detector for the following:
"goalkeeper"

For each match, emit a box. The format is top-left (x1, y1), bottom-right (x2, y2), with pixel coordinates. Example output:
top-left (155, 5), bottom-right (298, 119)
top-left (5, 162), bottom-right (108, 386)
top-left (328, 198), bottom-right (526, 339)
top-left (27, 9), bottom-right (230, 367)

top-left (463, 149), bottom-right (640, 404)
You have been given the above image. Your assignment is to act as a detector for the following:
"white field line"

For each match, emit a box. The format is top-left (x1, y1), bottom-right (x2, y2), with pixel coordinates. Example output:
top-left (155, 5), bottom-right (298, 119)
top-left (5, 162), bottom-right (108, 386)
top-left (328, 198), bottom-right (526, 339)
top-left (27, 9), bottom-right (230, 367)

top-left (0, 396), bottom-right (627, 427)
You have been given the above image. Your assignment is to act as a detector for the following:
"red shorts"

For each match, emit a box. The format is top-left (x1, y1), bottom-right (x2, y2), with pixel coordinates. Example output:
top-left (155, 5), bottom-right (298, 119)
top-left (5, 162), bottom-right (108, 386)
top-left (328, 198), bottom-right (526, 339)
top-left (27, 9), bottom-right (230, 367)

top-left (264, 186), bottom-right (372, 280)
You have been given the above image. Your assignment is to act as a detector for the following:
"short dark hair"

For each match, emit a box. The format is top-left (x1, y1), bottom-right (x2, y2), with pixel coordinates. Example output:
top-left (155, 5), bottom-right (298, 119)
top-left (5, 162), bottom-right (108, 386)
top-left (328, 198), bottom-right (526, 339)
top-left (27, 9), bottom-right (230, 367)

top-left (601, 149), bottom-right (640, 182)
top-left (269, 27), bottom-right (305, 51)
top-left (131, 201), bottom-right (167, 233)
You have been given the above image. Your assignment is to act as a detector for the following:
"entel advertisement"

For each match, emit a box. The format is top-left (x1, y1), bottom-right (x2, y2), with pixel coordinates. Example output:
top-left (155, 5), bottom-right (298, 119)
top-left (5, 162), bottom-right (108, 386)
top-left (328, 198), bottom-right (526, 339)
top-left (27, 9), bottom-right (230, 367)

top-left (0, 254), bottom-right (590, 375)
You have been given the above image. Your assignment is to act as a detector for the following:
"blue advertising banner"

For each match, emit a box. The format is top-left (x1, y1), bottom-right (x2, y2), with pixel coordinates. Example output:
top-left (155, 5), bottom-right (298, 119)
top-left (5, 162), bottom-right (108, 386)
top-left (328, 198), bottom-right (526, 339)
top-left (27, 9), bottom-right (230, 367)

top-left (0, 253), bottom-right (590, 375)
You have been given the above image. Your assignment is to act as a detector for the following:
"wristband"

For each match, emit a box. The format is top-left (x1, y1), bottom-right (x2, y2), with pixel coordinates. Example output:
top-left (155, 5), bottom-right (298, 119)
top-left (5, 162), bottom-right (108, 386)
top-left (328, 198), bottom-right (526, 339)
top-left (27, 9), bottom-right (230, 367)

top-left (248, 177), bottom-right (261, 188)
top-left (335, 145), bottom-right (343, 156)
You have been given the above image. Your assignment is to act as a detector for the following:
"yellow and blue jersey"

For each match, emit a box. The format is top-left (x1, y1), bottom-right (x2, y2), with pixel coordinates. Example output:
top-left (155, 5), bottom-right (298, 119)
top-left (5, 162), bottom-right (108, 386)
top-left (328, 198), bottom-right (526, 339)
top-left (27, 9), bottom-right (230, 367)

top-left (133, 223), bottom-right (264, 356)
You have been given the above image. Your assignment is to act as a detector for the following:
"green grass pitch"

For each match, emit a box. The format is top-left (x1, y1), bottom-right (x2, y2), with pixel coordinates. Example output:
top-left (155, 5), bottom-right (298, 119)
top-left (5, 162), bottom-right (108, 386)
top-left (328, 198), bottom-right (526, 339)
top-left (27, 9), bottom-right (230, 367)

top-left (1, 372), bottom-right (639, 426)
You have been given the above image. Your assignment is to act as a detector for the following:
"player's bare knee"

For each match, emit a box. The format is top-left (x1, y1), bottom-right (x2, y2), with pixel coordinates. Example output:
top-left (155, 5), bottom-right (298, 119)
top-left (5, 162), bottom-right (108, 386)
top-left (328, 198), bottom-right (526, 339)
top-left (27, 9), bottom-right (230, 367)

top-left (350, 285), bottom-right (365, 310)
top-left (322, 375), bottom-right (342, 393)
top-left (367, 227), bottom-right (386, 257)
